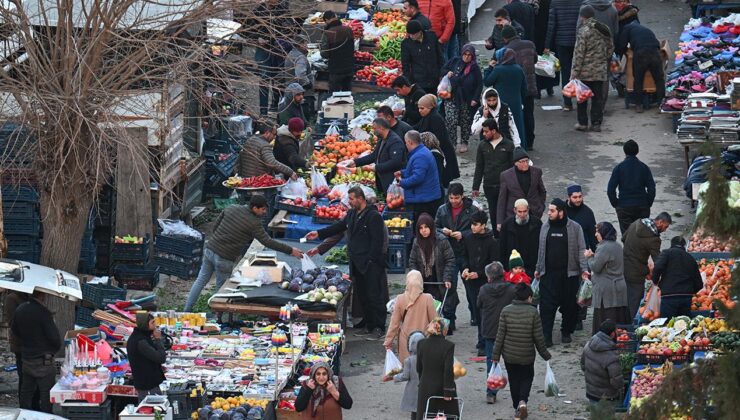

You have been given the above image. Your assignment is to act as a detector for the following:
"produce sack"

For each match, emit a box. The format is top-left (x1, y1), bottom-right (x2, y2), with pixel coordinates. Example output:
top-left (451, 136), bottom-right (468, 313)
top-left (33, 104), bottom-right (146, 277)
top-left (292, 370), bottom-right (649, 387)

top-left (383, 349), bottom-right (403, 381)
top-left (487, 362), bottom-right (508, 390)
top-left (281, 178), bottom-right (308, 199)
top-left (638, 283), bottom-right (661, 321)
top-left (386, 180), bottom-right (405, 209)
top-left (531, 278), bottom-right (541, 305)
top-left (577, 279), bottom-right (593, 307)
top-left (311, 167), bottom-right (330, 197)
top-left (437, 75), bottom-right (452, 99)
top-left (535, 53), bottom-right (558, 78)
top-left (301, 254), bottom-right (317, 272)
top-left (544, 361), bottom-right (560, 397)
top-left (562, 79), bottom-right (593, 103)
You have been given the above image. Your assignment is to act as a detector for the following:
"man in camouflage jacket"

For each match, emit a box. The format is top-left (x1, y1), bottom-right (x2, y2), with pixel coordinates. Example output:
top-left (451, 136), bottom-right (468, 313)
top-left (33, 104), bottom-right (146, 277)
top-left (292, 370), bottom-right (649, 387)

top-left (570, 5), bottom-right (613, 132)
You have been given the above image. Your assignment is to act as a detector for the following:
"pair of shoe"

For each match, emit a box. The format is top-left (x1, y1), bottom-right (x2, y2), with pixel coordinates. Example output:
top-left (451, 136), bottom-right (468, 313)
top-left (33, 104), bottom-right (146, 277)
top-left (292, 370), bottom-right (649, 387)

top-left (354, 327), bottom-right (384, 341)
top-left (574, 123), bottom-right (588, 131)
top-left (486, 394), bottom-right (496, 404)
top-left (515, 401), bottom-right (528, 419)
top-left (636, 105), bottom-right (645, 113)
top-left (470, 319), bottom-right (478, 327)
top-left (562, 334), bottom-right (573, 344)
top-left (575, 321), bottom-right (584, 331)
top-left (477, 348), bottom-right (486, 357)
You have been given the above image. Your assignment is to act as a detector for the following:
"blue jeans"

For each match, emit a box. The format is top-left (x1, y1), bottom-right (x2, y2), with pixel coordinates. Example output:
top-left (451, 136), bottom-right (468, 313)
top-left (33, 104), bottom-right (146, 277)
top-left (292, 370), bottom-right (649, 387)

top-left (484, 339), bottom-right (498, 396)
top-left (185, 248), bottom-right (235, 312)
top-left (444, 33), bottom-right (460, 63)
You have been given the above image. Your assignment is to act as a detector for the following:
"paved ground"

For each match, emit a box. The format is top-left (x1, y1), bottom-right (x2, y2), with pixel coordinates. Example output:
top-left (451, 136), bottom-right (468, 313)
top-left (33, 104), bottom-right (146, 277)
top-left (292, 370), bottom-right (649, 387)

top-left (341, 1), bottom-right (694, 419)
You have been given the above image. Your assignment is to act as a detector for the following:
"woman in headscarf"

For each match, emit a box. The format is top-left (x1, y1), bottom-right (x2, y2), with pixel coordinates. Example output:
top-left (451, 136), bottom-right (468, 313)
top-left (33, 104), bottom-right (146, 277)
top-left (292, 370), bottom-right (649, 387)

top-left (408, 213), bottom-right (456, 331)
top-left (414, 94), bottom-right (460, 187)
top-left (295, 362), bottom-right (353, 419)
top-left (416, 318), bottom-right (459, 418)
top-left (471, 87), bottom-right (522, 147)
top-left (419, 132), bottom-right (446, 198)
top-left (584, 222), bottom-right (631, 334)
top-left (483, 48), bottom-right (527, 143)
top-left (384, 270), bottom-right (438, 362)
top-left (440, 44), bottom-right (483, 154)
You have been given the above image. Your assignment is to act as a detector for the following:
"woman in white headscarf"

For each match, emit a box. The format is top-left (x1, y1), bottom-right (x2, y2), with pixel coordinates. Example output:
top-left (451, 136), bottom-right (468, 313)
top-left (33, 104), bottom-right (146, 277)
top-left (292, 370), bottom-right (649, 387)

top-left (470, 87), bottom-right (522, 147)
top-left (383, 270), bottom-right (438, 362)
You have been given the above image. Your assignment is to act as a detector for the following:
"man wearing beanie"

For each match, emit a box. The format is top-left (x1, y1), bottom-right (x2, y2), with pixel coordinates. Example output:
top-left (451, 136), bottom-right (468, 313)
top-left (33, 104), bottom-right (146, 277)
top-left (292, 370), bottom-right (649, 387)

top-left (571, 5), bottom-right (614, 132)
top-left (606, 139), bottom-right (656, 235)
top-left (566, 183), bottom-right (596, 331)
top-left (127, 312), bottom-right (167, 401)
top-left (401, 20), bottom-right (444, 95)
top-left (277, 83), bottom-right (307, 127)
top-left (274, 117), bottom-right (308, 171)
top-left (320, 10), bottom-right (355, 92)
top-left (535, 198), bottom-right (589, 346)
top-left (580, 319), bottom-right (623, 403)
top-left (502, 24), bottom-right (538, 150)
top-left (496, 148), bottom-right (547, 229)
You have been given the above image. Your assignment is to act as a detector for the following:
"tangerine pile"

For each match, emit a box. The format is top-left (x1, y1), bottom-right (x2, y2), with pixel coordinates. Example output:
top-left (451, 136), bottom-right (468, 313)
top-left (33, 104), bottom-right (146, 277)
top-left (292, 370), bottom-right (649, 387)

top-left (312, 135), bottom-right (372, 167)
top-left (692, 259), bottom-right (736, 311)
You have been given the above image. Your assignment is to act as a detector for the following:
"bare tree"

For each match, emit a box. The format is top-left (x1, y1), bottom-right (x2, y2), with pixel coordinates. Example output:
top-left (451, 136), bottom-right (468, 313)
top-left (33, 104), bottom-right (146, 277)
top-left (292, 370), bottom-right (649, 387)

top-left (0, 0), bottom-right (309, 331)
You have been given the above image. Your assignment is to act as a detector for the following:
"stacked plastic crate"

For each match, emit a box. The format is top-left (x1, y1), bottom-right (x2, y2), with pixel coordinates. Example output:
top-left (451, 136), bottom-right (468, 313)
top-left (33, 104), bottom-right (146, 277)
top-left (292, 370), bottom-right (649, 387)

top-left (202, 116), bottom-right (250, 199)
top-left (2, 186), bottom-right (42, 263)
top-left (153, 220), bottom-right (204, 280)
top-left (78, 209), bottom-right (97, 274)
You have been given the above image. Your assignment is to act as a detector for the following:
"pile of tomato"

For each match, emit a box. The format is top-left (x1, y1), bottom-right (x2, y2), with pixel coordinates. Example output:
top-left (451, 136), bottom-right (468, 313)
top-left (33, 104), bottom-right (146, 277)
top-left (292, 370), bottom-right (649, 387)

top-left (314, 204), bottom-right (348, 220)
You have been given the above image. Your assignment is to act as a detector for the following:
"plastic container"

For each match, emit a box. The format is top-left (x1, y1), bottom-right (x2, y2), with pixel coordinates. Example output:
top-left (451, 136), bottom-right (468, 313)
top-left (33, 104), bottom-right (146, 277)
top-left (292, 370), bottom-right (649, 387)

top-left (61, 399), bottom-right (112, 420)
top-left (2, 201), bottom-right (38, 219)
top-left (82, 282), bottom-right (126, 308)
top-left (387, 226), bottom-right (413, 244)
top-left (113, 264), bottom-right (161, 291)
top-left (75, 307), bottom-right (100, 328)
top-left (275, 195), bottom-right (314, 216)
top-left (387, 243), bottom-right (408, 274)
top-left (155, 256), bottom-right (200, 279)
top-left (111, 236), bottom-right (150, 262)
top-left (1, 185), bottom-right (39, 202)
top-left (155, 233), bottom-right (204, 259)
top-left (3, 218), bottom-right (41, 236)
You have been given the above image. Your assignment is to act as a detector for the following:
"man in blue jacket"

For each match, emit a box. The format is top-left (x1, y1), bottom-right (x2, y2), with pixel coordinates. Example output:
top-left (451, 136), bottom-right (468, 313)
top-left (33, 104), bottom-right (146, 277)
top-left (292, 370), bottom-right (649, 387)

top-left (606, 139), bottom-right (656, 236)
top-left (347, 118), bottom-right (406, 193)
top-left (394, 130), bottom-right (442, 222)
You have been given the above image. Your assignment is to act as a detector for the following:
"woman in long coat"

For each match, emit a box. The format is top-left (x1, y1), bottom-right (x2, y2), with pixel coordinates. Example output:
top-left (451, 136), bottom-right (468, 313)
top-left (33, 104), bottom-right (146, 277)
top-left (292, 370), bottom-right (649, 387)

top-left (584, 222), bottom-right (631, 333)
top-left (416, 318), bottom-right (459, 418)
top-left (483, 48), bottom-right (527, 143)
top-left (415, 94), bottom-right (460, 186)
top-left (384, 270), bottom-right (438, 362)
top-left (409, 213), bottom-right (457, 304)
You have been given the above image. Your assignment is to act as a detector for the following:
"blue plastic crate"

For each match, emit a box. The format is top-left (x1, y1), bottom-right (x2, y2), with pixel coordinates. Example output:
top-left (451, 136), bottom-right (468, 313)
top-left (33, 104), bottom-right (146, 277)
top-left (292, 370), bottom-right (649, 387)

top-left (2, 201), bottom-right (38, 219)
top-left (7, 249), bottom-right (40, 264)
top-left (111, 236), bottom-right (150, 262)
top-left (387, 244), bottom-right (408, 274)
top-left (113, 264), bottom-right (160, 291)
top-left (82, 282), bottom-right (126, 308)
top-left (6, 235), bottom-right (41, 252)
top-left (382, 209), bottom-right (413, 220)
top-left (74, 306), bottom-right (100, 328)
top-left (3, 218), bottom-right (41, 236)
top-left (155, 233), bottom-right (204, 259)
top-left (154, 256), bottom-right (200, 279)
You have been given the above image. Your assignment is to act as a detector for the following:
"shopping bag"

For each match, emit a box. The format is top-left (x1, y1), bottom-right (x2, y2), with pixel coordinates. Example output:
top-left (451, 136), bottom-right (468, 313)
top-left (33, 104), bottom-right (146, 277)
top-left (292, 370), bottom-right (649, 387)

top-left (531, 278), bottom-right (540, 305)
top-left (281, 178), bottom-right (308, 199)
top-left (383, 349), bottom-right (403, 380)
top-left (535, 53), bottom-right (558, 78)
top-left (310, 167), bottom-right (330, 197)
top-left (386, 179), bottom-right (405, 210)
top-left (437, 75), bottom-right (452, 99)
top-left (562, 79), bottom-right (593, 103)
top-left (638, 283), bottom-right (661, 321)
top-left (301, 254), bottom-right (317, 271)
top-left (325, 120), bottom-right (341, 136)
top-left (577, 278), bottom-right (593, 307)
top-left (486, 362), bottom-right (508, 390)
top-left (544, 361), bottom-right (560, 397)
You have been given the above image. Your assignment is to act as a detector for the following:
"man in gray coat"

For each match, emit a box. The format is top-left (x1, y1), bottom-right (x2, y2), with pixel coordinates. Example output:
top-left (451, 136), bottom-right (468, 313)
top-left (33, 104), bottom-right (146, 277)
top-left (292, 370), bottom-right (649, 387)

top-left (535, 198), bottom-right (589, 347)
top-left (580, 320), bottom-right (623, 402)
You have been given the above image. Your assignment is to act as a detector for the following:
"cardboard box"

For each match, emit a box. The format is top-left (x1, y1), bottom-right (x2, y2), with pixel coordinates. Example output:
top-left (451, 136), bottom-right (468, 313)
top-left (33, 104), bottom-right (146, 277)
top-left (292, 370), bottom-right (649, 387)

top-left (240, 261), bottom-right (290, 283)
top-left (626, 40), bottom-right (671, 93)
top-left (322, 92), bottom-right (354, 119)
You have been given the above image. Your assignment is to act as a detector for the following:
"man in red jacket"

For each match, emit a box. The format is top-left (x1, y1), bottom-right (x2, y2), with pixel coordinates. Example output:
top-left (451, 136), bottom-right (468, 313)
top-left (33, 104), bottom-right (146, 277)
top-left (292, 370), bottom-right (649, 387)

top-left (418, 0), bottom-right (456, 61)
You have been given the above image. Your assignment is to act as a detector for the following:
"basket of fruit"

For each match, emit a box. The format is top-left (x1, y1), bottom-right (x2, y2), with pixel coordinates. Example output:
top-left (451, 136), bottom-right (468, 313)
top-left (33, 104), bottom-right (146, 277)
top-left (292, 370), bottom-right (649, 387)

top-left (312, 204), bottom-right (348, 224)
top-left (275, 195), bottom-right (315, 215)
top-left (384, 216), bottom-right (413, 243)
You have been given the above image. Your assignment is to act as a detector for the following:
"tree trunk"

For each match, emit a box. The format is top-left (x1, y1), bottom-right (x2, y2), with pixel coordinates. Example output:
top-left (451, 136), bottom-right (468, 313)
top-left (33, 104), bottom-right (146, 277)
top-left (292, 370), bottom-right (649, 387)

top-left (39, 180), bottom-right (95, 346)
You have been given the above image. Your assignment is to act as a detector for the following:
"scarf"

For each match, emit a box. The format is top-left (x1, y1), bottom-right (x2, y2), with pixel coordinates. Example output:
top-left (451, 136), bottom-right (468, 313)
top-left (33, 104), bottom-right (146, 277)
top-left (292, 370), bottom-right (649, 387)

top-left (417, 213), bottom-right (437, 278)
top-left (308, 362), bottom-right (338, 416)
top-left (461, 44), bottom-right (477, 76)
top-left (597, 222), bottom-right (618, 242)
top-left (495, 48), bottom-right (516, 65)
top-left (404, 270), bottom-right (424, 309)
top-left (641, 218), bottom-right (659, 236)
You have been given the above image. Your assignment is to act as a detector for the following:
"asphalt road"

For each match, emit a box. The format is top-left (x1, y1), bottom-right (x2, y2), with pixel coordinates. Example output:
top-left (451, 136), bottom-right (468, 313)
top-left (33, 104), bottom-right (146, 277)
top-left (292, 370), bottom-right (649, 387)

top-left (341, 1), bottom-right (695, 419)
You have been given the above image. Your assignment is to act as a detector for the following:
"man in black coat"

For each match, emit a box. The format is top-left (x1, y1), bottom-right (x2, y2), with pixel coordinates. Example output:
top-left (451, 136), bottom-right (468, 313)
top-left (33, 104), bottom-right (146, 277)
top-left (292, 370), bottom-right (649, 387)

top-left (565, 183), bottom-right (596, 330)
top-left (404, 0), bottom-right (432, 31)
top-left (401, 20), bottom-right (444, 95)
top-left (616, 21), bottom-right (663, 112)
top-left (346, 118), bottom-right (406, 194)
top-left (306, 186), bottom-right (388, 339)
top-left (504, 0), bottom-right (536, 41)
top-left (392, 76), bottom-right (427, 126)
top-left (377, 105), bottom-right (412, 141)
top-left (499, 198), bottom-right (542, 276)
top-left (472, 118), bottom-right (514, 236)
top-left (320, 11), bottom-right (355, 92)
top-left (652, 236), bottom-right (703, 318)
top-left (11, 291), bottom-right (61, 413)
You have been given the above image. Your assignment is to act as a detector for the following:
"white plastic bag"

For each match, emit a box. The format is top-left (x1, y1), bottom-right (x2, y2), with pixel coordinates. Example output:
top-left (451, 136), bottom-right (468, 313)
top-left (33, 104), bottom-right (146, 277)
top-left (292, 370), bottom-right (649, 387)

top-left (157, 219), bottom-right (203, 240)
top-left (487, 362), bottom-right (508, 390)
top-left (311, 167), bottom-right (330, 197)
top-left (383, 349), bottom-right (403, 380)
top-left (535, 53), bottom-right (558, 78)
top-left (577, 279), bottom-right (593, 307)
top-left (281, 178), bottom-right (308, 199)
top-left (544, 361), bottom-right (559, 397)
top-left (301, 254), bottom-right (317, 271)
top-left (256, 269), bottom-right (273, 285)
top-left (437, 75), bottom-right (452, 99)
top-left (325, 121), bottom-right (341, 136)
top-left (531, 278), bottom-right (540, 304)
top-left (386, 295), bottom-right (397, 313)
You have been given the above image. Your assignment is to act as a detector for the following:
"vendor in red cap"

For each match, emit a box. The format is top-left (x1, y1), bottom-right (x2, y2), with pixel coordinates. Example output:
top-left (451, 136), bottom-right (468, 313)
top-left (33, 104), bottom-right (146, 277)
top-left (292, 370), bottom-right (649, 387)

top-left (274, 117), bottom-right (308, 171)
top-left (504, 249), bottom-right (532, 286)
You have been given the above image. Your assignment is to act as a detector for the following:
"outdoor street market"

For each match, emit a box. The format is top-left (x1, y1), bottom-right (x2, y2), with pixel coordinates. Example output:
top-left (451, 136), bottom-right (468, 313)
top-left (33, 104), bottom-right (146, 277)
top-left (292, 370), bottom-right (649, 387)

top-left (0, 0), bottom-right (738, 420)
